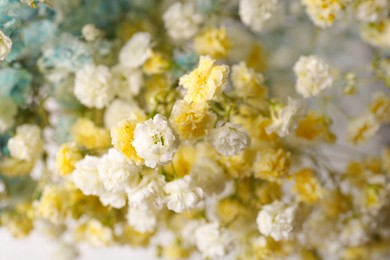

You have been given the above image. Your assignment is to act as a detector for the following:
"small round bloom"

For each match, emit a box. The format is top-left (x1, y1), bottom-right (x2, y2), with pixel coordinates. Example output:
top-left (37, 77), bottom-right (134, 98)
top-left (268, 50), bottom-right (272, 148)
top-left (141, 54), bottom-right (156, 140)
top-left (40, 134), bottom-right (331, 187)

top-left (111, 65), bottom-right (144, 99)
top-left (72, 155), bottom-right (103, 196)
top-left (75, 219), bottom-right (113, 247)
top-left (190, 158), bottom-right (226, 196)
top-left (0, 30), bottom-right (12, 61)
top-left (293, 55), bottom-right (334, 98)
top-left (179, 56), bottom-right (229, 104)
top-left (133, 114), bottom-right (178, 168)
top-left (74, 64), bottom-right (114, 108)
top-left (119, 32), bottom-right (152, 69)
top-left (104, 99), bottom-right (146, 129)
top-left (0, 95), bottom-right (17, 133)
top-left (98, 190), bottom-right (127, 209)
top-left (164, 175), bottom-right (204, 213)
top-left (194, 28), bottom-right (231, 59)
top-left (8, 124), bottom-right (44, 161)
top-left (231, 62), bottom-right (267, 98)
top-left (81, 24), bottom-right (102, 42)
top-left (163, 2), bottom-right (203, 40)
top-left (347, 114), bottom-right (380, 145)
top-left (195, 222), bottom-right (235, 259)
top-left (207, 122), bottom-right (250, 156)
top-left (56, 142), bottom-right (83, 176)
top-left (71, 118), bottom-right (111, 150)
top-left (239, 0), bottom-right (279, 32)
top-left (361, 19), bottom-right (390, 49)
top-left (256, 200), bottom-right (296, 241)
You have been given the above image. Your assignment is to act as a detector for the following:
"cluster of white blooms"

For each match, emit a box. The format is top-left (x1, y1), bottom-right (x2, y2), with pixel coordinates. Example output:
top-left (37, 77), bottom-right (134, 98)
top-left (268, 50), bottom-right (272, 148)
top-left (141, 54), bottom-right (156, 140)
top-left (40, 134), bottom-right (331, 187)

top-left (190, 158), bottom-right (226, 196)
top-left (163, 2), bottom-right (203, 40)
top-left (104, 99), bottom-right (145, 129)
top-left (266, 97), bottom-right (300, 137)
top-left (111, 65), bottom-right (144, 99)
top-left (256, 200), bottom-right (296, 241)
top-left (73, 64), bottom-right (114, 108)
top-left (133, 114), bottom-right (178, 168)
top-left (0, 96), bottom-right (17, 133)
top-left (239, 0), bottom-right (279, 32)
top-left (354, 0), bottom-right (389, 23)
top-left (119, 32), bottom-right (152, 69)
top-left (293, 55), bottom-right (334, 98)
top-left (72, 149), bottom-right (141, 208)
top-left (164, 175), bottom-right (204, 213)
top-left (207, 122), bottom-right (250, 156)
top-left (81, 24), bottom-right (102, 42)
top-left (0, 30), bottom-right (12, 61)
top-left (195, 222), bottom-right (235, 259)
top-left (8, 124), bottom-right (44, 161)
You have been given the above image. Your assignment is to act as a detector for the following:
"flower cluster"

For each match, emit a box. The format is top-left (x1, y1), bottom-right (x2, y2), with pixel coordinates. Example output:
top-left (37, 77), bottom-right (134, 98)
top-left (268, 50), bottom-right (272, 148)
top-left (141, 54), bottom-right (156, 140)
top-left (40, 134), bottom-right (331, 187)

top-left (0, 0), bottom-right (390, 259)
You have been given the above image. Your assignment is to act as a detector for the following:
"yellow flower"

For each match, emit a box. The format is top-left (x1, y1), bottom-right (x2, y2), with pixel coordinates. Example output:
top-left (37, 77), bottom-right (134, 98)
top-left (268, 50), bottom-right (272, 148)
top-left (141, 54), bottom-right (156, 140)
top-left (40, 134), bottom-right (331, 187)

top-left (75, 219), bottom-right (113, 247)
top-left (292, 168), bottom-right (323, 204)
top-left (179, 56), bottom-right (229, 104)
top-left (170, 100), bottom-right (216, 140)
top-left (369, 91), bottom-right (390, 123)
top-left (56, 143), bottom-right (83, 176)
top-left (116, 225), bottom-right (153, 247)
top-left (143, 51), bottom-right (170, 75)
top-left (72, 118), bottom-right (111, 150)
top-left (0, 157), bottom-right (33, 177)
top-left (347, 114), bottom-right (379, 145)
top-left (111, 118), bottom-right (143, 165)
top-left (1, 202), bottom-right (33, 238)
top-left (295, 112), bottom-right (336, 143)
top-left (194, 27), bottom-right (231, 59)
top-left (164, 144), bottom-right (198, 177)
top-left (231, 62), bottom-right (267, 98)
top-left (254, 148), bottom-right (291, 182)
top-left (255, 181), bottom-right (282, 205)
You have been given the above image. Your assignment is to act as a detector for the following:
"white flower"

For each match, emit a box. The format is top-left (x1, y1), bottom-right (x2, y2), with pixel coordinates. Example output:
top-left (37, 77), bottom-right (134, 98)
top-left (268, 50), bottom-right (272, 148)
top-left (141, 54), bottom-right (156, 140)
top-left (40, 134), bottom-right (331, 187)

top-left (112, 65), bottom-right (144, 99)
top-left (256, 200), bottom-right (296, 241)
top-left (8, 124), bottom-right (44, 161)
top-left (104, 99), bottom-right (146, 129)
top-left (347, 114), bottom-right (380, 145)
top-left (0, 96), bottom-right (17, 133)
top-left (72, 155), bottom-right (103, 196)
top-left (133, 114), bottom-right (178, 168)
top-left (207, 122), bottom-right (250, 156)
top-left (98, 148), bottom-right (140, 193)
top-left (126, 169), bottom-right (166, 208)
top-left (293, 55), bottom-right (334, 98)
top-left (339, 218), bottom-right (369, 247)
top-left (190, 158), bottom-right (226, 196)
top-left (355, 0), bottom-right (388, 23)
top-left (195, 222), bottom-right (234, 259)
top-left (181, 219), bottom-right (205, 246)
top-left (266, 97), bottom-right (300, 137)
top-left (81, 24), bottom-right (102, 42)
top-left (239, 0), bottom-right (278, 32)
top-left (82, 219), bottom-right (113, 247)
top-left (99, 190), bottom-right (127, 209)
top-left (164, 175), bottom-right (204, 213)
top-left (163, 2), bottom-right (203, 40)
top-left (0, 30), bottom-right (12, 61)
top-left (127, 202), bottom-right (158, 233)
top-left (119, 32), bottom-right (152, 69)
top-left (74, 64), bottom-right (114, 108)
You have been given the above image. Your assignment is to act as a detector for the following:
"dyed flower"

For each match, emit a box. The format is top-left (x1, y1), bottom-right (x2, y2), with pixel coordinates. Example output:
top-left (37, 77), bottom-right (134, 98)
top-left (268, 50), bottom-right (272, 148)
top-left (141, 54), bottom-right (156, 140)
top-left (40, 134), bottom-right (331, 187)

top-left (293, 55), bottom-right (334, 98)
top-left (254, 148), bottom-right (291, 182)
top-left (133, 114), bottom-right (178, 168)
top-left (56, 142), bottom-right (83, 176)
top-left (302, 0), bottom-right (345, 28)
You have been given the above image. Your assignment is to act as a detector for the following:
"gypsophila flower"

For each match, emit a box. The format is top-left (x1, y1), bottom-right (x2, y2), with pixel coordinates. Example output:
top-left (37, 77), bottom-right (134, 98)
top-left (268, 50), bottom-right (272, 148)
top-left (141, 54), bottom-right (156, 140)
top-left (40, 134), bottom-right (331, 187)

top-left (73, 64), bottom-right (114, 108)
top-left (133, 114), bottom-right (178, 168)
top-left (256, 200), bottom-right (296, 241)
top-left (239, 0), bottom-right (279, 32)
top-left (347, 114), bottom-right (380, 145)
top-left (231, 62), bottom-right (267, 98)
top-left (163, 2), bottom-right (203, 40)
top-left (104, 99), bottom-right (146, 129)
top-left (0, 95), bottom-right (17, 133)
top-left (81, 24), bottom-right (102, 42)
top-left (266, 98), bottom-right (300, 137)
top-left (293, 55), bottom-right (334, 98)
top-left (112, 65), bottom-right (144, 99)
top-left (207, 122), bottom-right (250, 156)
top-left (164, 175), bottom-right (204, 213)
top-left (302, 0), bottom-right (345, 28)
top-left (355, 0), bottom-right (389, 23)
top-left (99, 190), bottom-right (127, 209)
top-left (119, 32), bottom-right (152, 69)
top-left (72, 155), bottom-right (103, 196)
top-left (127, 202), bottom-right (158, 232)
top-left (190, 158), bottom-right (226, 196)
top-left (8, 124), bottom-right (44, 161)
top-left (0, 30), bottom-right (12, 61)
top-left (195, 222), bottom-right (235, 259)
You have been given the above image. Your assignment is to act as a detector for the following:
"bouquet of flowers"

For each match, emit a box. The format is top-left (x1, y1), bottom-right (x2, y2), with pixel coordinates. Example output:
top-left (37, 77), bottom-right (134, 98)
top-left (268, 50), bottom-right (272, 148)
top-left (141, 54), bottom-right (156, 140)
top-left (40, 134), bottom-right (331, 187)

top-left (0, 0), bottom-right (390, 259)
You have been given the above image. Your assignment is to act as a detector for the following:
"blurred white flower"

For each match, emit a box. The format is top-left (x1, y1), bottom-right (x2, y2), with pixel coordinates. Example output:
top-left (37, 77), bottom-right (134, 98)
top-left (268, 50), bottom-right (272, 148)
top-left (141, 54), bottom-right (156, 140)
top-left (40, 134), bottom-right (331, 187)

top-left (112, 65), bottom-right (144, 99)
top-left (127, 202), bottom-right (158, 233)
top-left (239, 0), bottom-right (278, 32)
top-left (133, 114), bottom-right (178, 168)
top-left (72, 155), bottom-right (103, 196)
top-left (293, 55), bottom-right (334, 98)
top-left (256, 200), bottom-right (295, 241)
top-left (8, 124), bottom-right (44, 161)
top-left (119, 32), bottom-right (152, 69)
top-left (266, 98), bottom-right (300, 137)
top-left (0, 30), bottom-right (12, 61)
top-left (190, 158), bottom-right (226, 196)
top-left (81, 24), bottom-right (102, 42)
top-left (164, 175), bottom-right (204, 213)
top-left (74, 64), bottom-right (114, 108)
top-left (163, 2), bottom-right (203, 40)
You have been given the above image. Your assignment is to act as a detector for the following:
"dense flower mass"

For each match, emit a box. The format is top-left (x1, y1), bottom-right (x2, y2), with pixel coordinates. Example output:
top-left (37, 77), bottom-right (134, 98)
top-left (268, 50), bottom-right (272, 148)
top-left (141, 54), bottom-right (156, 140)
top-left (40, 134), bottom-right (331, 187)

top-left (0, 0), bottom-right (390, 259)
